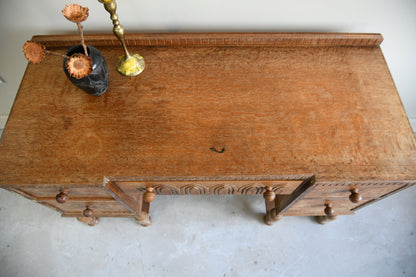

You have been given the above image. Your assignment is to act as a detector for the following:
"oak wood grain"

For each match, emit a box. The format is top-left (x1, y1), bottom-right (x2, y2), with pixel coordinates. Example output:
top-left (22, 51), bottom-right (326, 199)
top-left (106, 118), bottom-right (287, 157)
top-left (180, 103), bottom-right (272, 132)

top-left (1, 33), bottom-right (414, 187)
top-left (0, 33), bottom-right (415, 222)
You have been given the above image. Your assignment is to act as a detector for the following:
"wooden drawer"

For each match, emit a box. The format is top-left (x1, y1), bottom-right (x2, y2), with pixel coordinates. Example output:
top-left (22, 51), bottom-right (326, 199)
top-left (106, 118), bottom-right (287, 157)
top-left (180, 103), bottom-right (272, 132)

top-left (9, 186), bottom-right (136, 217)
top-left (283, 198), bottom-right (354, 216)
top-left (283, 181), bottom-right (409, 216)
top-left (18, 186), bottom-right (111, 198)
top-left (303, 182), bottom-right (407, 200)
top-left (41, 199), bottom-right (135, 217)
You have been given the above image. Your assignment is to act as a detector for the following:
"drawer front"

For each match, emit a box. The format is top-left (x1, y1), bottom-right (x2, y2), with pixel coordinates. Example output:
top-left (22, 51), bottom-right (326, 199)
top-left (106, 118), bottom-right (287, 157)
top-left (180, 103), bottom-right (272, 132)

top-left (10, 186), bottom-right (136, 217)
top-left (18, 186), bottom-right (111, 198)
top-left (283, 181), bottom-right (410, 216)
top-left (107, 176), bottom-right (310, 196)
top-left (41, 199), bottom-right (135, 217)
top-left (283, 198), bottom-right (354, 216)
top-left (303, 182), bottom-right (407, 200)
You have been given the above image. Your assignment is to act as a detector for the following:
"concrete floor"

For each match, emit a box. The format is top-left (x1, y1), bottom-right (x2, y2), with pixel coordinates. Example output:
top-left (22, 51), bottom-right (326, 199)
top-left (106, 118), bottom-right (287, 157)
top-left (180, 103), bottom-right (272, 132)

top-left (0, 129), bottom-right (415, 277)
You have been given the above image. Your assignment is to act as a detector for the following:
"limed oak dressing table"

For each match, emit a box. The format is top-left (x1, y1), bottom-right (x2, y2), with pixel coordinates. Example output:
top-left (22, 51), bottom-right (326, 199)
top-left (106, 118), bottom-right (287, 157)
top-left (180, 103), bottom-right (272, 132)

top-left (0, 33), bottom-right (415, 226)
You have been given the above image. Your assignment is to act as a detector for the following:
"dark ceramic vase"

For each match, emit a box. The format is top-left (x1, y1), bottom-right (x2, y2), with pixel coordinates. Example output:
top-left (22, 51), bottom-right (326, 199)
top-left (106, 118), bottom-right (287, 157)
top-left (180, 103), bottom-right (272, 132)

top-left (63, 45), bottom-right (109, 96)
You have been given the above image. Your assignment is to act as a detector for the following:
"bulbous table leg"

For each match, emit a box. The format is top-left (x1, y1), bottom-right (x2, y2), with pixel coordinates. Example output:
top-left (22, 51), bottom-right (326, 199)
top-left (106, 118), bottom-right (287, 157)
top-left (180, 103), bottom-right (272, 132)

top-left (315, 215), bottom-right (338, 225)
top-left (264, 208), bottom-right (282, 226)
top-left (77, 216), bottom-right (99, 226)
top-left (263, 186), bottom-right (282, 226)
top-left (316, 201), bottom-right (338, 224)
top-left (134, 187), bottom-right (155, 227)
top-left (134, 212), bottom-right (152, 227)
top-left (76, 206), bottom-right (99, 226)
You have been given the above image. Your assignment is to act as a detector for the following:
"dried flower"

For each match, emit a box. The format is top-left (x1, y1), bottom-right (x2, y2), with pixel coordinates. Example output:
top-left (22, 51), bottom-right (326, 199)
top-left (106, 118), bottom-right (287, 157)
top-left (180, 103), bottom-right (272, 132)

top-left (65, 54), bottom-right (93, 79)
top-left (23, 40), bottom-right (70, 64)
top-left (62, 4), bottom-right (89, 23)
top-left (23, 4), bottom-right (94, 80)
top-left (62, 4), bottom-right (89, 56)
top-left (23, 41), bottom-right (46, 64)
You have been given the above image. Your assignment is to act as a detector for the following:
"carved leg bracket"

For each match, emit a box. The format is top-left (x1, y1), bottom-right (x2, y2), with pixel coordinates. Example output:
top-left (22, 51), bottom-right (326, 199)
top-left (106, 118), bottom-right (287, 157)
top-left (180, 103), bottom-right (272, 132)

top-left (262, 176), bottom-right (316, 226)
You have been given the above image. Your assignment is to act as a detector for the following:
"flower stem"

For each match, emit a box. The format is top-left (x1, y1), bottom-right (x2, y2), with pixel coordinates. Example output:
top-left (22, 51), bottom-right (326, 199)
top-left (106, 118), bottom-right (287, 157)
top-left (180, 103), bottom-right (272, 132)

top-left (77, 22), bottom-right (88, 56)
top-left (45, 50), bottom-right (70, 59)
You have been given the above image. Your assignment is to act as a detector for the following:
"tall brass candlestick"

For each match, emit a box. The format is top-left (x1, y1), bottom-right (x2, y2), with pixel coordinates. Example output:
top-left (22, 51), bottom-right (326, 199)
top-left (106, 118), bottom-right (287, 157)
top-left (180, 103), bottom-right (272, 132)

top-left (98, 0), bottom-right (145, 76)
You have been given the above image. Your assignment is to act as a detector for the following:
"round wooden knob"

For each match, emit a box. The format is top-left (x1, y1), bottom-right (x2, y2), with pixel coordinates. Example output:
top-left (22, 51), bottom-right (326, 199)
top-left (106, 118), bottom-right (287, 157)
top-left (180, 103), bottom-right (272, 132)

top-left (324, 202), bottom-right (335, 216)
top-left (83, 206), bottom-right (94, 217)
top-left (263, 186), bottom-right (276, 201)
top-left (349, 188), bottom-right (362, 203)
top-left (143, 187), bottom-right (156, 203)
top-left (56, 189), bottom-right (69, 204)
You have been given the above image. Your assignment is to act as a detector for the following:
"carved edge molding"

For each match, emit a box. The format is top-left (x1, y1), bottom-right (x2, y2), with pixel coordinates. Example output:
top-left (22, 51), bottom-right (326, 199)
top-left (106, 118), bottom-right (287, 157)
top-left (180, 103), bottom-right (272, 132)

top-left (31, 33), bottom-right (383, 48)
top-left (1, 183), bottom-right (107, 189)
top-left (105, 174), bottom-right (312, 182)
top-left (316, 180), bottom-right (416, 187)
top-left (3, 179), bottom-right (414, 191)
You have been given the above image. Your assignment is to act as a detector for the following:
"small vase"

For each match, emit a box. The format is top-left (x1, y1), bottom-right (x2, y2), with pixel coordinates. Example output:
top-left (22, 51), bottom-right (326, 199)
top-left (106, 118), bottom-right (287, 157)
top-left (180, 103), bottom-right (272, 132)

top-left (63, 45), bottom-right (109, 96)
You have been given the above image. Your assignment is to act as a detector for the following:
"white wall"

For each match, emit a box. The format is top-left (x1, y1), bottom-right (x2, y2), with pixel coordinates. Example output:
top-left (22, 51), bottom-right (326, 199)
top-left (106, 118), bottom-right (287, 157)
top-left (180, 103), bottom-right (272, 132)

top-left (1, 0), bottom-right (415, 130)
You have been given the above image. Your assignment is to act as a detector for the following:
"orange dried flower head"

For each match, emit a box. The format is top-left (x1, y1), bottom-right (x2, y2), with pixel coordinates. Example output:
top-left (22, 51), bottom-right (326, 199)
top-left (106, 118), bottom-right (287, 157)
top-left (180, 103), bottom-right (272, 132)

top-left (65, 54), bottom-right (93, 79)
top-left (62, 4), bottom-right (89, 23)
top-left (23, 41), bottom-right (46, 64)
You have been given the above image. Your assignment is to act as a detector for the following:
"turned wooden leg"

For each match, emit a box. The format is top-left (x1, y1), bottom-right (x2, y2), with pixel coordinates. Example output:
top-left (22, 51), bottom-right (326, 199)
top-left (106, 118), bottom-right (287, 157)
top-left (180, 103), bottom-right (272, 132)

top-left (315, 201), bottom-right (337, 225)
top-left (134, 187), bottom-right (155, 227)
top-left (77, 206), bottom-right (99, 226)
top-left (77, 216), bottom-right (99, 226)
top-left (77, 206), bottom-right (100, 226)
top-left (134, 212), bottom-right (152, 227)
top-left (263, 186), bottom-right (282, 225)
top-left (315, 215), bottom-right (338, 225)
top-left (264, 208), bottom-right (282, 225)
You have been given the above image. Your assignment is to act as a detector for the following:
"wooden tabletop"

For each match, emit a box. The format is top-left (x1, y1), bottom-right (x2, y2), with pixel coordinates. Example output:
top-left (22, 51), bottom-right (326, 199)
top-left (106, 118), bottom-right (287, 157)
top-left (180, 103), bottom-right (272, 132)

top-left (0, 33), bottom-right (415, 186)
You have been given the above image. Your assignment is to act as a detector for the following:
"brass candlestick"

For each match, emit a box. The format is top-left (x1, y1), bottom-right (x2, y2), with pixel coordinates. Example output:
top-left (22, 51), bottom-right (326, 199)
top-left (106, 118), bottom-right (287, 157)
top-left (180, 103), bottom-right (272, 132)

top-left (98, 0), bottom-right (145, 76)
